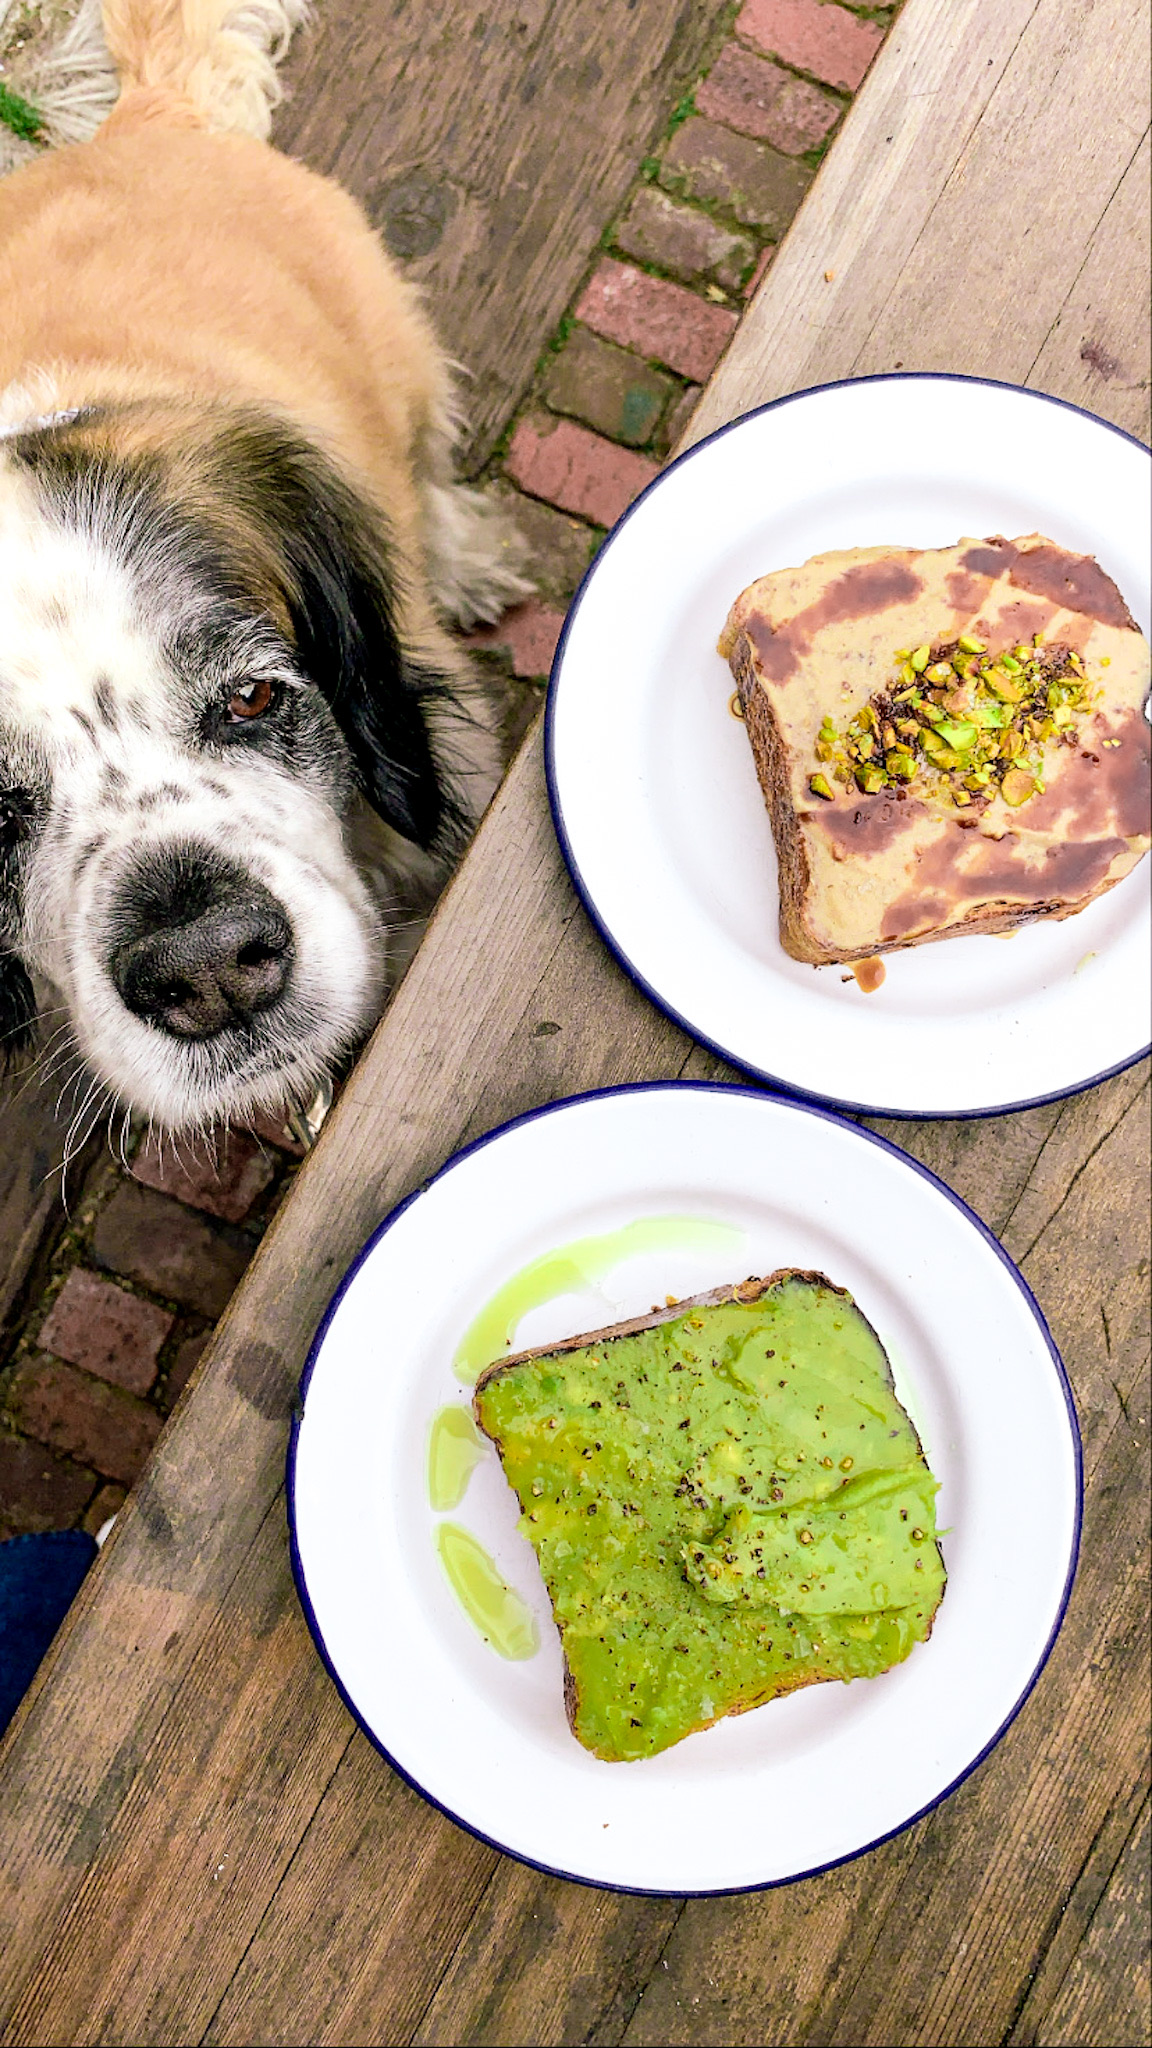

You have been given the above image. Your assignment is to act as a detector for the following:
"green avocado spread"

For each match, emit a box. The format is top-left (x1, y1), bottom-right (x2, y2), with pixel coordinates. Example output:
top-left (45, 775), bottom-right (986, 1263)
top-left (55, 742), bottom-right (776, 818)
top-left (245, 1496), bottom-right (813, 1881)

top-left (473, 1273), bottom-right (945, 1761)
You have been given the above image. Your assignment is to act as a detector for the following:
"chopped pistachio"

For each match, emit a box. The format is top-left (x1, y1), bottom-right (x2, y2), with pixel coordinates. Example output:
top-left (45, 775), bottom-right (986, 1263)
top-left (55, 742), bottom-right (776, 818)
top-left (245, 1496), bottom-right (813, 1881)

top-left (957, 634), bottom-right (987, 653)
top-left (910, 645), bottom-right (931, 672)
top-left (984, 669), bottom-right (1023, 702)
top-left (932, 719), bottom-right (978, 749)
top-left (809, 772), bottom-right (834, 800)
top-left (1001, 768), bottom-right (1037, 806)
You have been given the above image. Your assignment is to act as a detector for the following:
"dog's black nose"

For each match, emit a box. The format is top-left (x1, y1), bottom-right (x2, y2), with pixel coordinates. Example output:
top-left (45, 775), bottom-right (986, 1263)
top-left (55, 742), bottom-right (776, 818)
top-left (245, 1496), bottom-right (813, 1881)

top-left (109, 849), bottom-right (293, 1039)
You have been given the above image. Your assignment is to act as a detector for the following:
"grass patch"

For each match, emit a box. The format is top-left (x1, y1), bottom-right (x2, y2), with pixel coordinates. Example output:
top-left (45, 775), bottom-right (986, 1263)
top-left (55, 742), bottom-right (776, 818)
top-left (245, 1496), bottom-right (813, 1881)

top-left (0, 81), bottom-right (44, 143)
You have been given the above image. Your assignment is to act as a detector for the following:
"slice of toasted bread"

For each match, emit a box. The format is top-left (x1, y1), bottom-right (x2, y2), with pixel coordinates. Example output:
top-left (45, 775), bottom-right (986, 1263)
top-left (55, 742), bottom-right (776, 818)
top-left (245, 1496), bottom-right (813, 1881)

top-left (474, 1271), bottom-right (944, 1762)
top-left (719, 535), bottom-right (1151, 963)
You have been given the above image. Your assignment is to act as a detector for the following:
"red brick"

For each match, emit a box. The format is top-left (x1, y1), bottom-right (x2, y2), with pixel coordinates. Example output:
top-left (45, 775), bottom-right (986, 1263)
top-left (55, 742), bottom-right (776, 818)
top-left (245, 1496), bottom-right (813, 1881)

top-left (0, 1434), bottom-right (96, 1538)
top-left (91, 1180), bottom-right (252, 1319)
top-left (745, 244), bottom-right (776, 296)
top-left (660, 119), bottom-right (813, 235)
top-left (81, 1482), bottom-right (126, 1539)
top-left (10, 1357), bottom-right (163, 1485)
top-left (737, 0), bottom-right (883, 93)
top-left (763, 76), bottom-right (842, 154)
top-left (542, 326), bottom-right (675, 445)
top-left (698, 36), bottom-right (842, 154)
top-left (166, 1330), bottom-right (211, 1406)
top-left (38, 1269), bottom-right (172, 1396)
top-left (465, 601), bottom-right (567, 680)
top-left (696, 42), bottom-right (791, 139)
top-left (614, 185), bottom-right (756, 291)
top-left (486, 484), bottom-right (599, 607)
top-left (241, 1109), bottom-right (307, 1157)
top-left (132, 1128), bottom-right (276, 1224)
top-left (660, 384), bottom-right (704, 457)
top-left (574, 260), bottom-right (738, 383)
top-left (506, 416), bottom-right (659, 529)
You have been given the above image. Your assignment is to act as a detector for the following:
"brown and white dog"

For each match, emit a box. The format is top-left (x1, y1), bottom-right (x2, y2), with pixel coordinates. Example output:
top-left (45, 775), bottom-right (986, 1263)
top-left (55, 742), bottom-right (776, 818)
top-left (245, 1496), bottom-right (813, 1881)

top-left (0, 0), bottom-right (526, 1139)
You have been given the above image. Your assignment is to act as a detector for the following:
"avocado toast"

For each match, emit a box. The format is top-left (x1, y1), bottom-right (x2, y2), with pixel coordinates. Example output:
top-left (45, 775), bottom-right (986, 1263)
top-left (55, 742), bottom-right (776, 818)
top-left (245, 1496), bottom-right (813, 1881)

top-left (473, 1270), bottom-right (945, 1762)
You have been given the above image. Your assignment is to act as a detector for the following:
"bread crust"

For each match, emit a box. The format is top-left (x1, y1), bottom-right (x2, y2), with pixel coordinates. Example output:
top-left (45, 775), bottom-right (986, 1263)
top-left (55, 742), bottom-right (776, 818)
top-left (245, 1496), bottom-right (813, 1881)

top-left (473, 1269), bottom-right (928, 1759)
top-left (723, 537), bottom-right (1151, 964)
top-left (732, 630), bottom-right (1110, 965)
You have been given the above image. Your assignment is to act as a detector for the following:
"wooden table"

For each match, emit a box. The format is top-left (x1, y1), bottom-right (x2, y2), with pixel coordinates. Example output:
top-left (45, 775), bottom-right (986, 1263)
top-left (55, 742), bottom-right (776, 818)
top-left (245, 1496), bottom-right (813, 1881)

top-left (1, 1), bottom-right (1148, 2040)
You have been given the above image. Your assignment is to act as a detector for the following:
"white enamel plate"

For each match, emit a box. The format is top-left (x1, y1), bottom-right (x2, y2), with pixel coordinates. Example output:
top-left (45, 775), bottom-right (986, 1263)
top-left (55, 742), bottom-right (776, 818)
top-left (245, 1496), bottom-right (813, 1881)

top-left (546, 376), bottom-right (1151, 1116)
top-left (289, 1084), bottom-right (1080, 1894)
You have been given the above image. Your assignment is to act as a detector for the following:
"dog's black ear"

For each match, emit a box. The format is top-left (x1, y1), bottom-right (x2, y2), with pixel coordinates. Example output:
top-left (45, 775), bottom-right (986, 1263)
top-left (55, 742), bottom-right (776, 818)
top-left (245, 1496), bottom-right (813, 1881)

top-left (215, 422), bottom-right (454, 849)
top-left (0, 949), bottom-right (37, 1068)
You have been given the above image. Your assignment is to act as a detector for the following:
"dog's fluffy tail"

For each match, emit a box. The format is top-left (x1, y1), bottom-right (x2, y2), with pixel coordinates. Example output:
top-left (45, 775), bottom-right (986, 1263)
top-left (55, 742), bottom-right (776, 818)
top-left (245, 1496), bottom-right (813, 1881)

top-left (101, 0), bottom-right (310, 138)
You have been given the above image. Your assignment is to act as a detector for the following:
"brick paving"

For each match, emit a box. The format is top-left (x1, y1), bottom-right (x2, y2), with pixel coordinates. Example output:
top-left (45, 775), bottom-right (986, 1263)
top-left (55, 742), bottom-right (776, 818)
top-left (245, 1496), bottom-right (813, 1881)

top-left (0, 0), bottom-right (898, 1538)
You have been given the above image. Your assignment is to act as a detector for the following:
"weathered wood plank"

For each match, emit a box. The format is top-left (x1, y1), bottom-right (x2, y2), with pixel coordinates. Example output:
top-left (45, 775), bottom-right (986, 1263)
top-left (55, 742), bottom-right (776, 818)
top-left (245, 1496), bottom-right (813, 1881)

top-left (853, 0), bottom-right (1150, 387)
top-left (685, 0), bottom-right (1151, 450)
top-left (411, 1866), bottom-right (680, 2048)
top-left (274, 0), bottom-right (728, 470)
top-left (1, 0), bottom-right (1148, 2041)
top-left (1035, 1797), bottom-right (1151, 2048)
top-left (1006, 1787), bottom-right (1150, 2046)
top-left (0, 1062), bottom-right (96, 1332)
top-left (204, 1734), bottom-right (498, 2048)
top-left (1027, 129), bottom-right (1152, 446)
top-left (0, 1499), bottom-right (356, 2046)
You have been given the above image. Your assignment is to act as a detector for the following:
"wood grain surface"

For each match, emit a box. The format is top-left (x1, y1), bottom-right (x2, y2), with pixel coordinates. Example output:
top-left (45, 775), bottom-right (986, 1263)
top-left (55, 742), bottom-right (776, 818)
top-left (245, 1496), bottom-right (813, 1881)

top-left (685, 0), bottom-right (1152, 451)
top-left (1, 0), bottom-right (1149, 2042)
top-left (0, 1063), bottom-right (100, 1334)
top-left (273, 0), bottom-right (728, 469)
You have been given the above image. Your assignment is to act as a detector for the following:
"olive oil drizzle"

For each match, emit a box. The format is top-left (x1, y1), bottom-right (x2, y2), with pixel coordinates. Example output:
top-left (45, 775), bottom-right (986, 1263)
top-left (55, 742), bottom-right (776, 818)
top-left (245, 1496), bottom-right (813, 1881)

top-left (428, 1406), bottom-right (485, 1511)
top-left (436, 1522), bottom-right (538, 1660)
top-left (434, 1215), bottom-right (745, 1660)
top-left (452, 1215), bottom-right (744, 1384)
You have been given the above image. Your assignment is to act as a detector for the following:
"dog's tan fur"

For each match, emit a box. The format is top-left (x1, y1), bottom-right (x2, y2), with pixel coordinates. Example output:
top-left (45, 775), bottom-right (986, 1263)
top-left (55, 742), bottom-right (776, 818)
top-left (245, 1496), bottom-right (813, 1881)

top-left (0, 2), bottom-right (526, 1132)
top-left (0, 4), bottom-right (472, 686)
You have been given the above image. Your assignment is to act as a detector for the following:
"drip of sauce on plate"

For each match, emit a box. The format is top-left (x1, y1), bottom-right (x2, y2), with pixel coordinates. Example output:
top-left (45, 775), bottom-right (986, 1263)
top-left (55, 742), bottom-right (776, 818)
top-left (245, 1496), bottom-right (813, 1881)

top-left (850, 956), bottom-right (886, 993)
top-left (452, 1215), bottom-right (744, 1384)
top-left (436, 1522), bottom-right (538, 1659)
top-left (428, 1406), bottom-right (485, 1510)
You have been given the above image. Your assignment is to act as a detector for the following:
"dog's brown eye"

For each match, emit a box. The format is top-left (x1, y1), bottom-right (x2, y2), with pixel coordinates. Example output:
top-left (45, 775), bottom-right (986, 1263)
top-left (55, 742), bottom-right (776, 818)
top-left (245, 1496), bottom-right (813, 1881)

top-left (226, 678), bottom-right (275, 721)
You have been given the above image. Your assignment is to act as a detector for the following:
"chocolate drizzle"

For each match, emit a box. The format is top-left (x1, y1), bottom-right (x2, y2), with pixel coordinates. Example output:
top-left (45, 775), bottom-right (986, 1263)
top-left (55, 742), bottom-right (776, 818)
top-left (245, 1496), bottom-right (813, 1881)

top-left (880, 820), bottom-right (1136, 940)
top-left (959, 537), bottom-right (1137, 630)
top-left (816, 792), bottom-right (927, 858)
top-left (1021, 708), bottom-right (1151, 839)
top-left (747, 558), bottom-right (924, 683)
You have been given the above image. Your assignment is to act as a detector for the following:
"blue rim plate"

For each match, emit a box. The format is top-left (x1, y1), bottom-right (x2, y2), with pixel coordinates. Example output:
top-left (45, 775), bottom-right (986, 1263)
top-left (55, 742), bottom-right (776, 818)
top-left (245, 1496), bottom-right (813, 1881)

top-left (545, 374), bottom-right (1151, 1119)
top-left (289, 1082), bottom-right (1081, 1894)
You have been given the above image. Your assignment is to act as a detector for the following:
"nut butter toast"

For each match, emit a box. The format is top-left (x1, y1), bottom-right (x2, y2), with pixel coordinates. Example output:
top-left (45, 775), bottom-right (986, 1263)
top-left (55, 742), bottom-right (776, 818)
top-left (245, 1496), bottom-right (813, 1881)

top-left (718, 535), bottom-right (1151, 963)
top-left (473, 1271), bottom-right (944, 1762)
